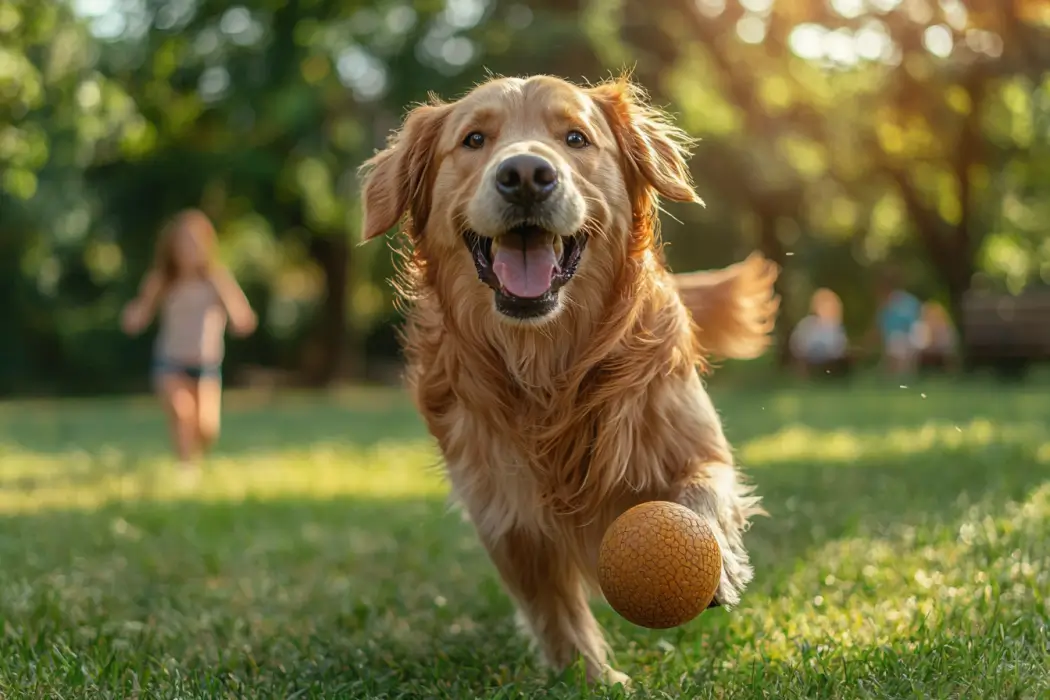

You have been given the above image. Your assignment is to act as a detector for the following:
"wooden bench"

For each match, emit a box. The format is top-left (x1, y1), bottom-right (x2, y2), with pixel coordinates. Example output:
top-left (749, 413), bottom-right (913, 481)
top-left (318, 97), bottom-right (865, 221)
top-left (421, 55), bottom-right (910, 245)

top-left (960, 288), bottom-right (1050, 378)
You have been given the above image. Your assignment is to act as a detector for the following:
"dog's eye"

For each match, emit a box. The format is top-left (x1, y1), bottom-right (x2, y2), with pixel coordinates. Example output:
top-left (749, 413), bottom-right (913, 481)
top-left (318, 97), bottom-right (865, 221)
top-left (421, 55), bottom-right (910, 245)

top-left (565, 130), bottom-right (589, 149)
top-left (463, 132), bottom-right (486, 149)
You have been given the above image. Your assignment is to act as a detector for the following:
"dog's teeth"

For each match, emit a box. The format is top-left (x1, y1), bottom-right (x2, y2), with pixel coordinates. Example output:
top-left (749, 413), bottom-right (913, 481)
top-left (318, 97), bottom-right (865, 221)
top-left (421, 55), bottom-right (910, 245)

top-left (553, 236), bottom-right (564, 257)
top-left (490, 237), bottom-right (500, 254)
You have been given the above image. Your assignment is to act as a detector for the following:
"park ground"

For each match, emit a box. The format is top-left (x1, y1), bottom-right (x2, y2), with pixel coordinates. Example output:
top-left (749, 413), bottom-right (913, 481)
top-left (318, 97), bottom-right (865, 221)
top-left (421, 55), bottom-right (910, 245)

top-left (0, 378), bottom-right (1048, 699)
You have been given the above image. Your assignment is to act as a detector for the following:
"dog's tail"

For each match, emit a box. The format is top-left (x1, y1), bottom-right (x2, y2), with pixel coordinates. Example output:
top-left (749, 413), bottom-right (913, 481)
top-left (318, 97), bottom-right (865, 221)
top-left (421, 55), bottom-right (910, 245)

top-left (674, 252), bottom-right (781, 361)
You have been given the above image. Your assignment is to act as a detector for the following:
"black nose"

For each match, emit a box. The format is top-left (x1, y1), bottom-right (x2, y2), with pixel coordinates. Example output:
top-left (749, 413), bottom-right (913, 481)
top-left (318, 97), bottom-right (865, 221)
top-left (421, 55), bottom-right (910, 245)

top-left (494, 154), bottom-right (558, 206)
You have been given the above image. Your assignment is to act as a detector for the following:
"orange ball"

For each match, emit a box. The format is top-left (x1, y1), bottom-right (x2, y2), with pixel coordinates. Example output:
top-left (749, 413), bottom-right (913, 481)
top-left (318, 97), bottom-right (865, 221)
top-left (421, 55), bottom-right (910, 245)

top-left (598, 501), bottom-right (722, 629)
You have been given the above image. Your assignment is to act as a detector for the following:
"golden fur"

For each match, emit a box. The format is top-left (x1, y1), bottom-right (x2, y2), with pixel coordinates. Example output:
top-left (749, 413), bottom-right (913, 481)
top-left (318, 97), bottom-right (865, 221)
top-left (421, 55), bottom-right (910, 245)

top-left (359, 74), bottom-right (779, 686)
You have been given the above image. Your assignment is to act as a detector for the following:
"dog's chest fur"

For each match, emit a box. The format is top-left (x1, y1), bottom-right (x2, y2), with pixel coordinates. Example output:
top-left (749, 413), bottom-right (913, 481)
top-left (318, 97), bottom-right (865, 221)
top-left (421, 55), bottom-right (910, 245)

top-left (405, 319), bottom-right (731, 550)
top-left (441, 403), bottom-right (550, 539)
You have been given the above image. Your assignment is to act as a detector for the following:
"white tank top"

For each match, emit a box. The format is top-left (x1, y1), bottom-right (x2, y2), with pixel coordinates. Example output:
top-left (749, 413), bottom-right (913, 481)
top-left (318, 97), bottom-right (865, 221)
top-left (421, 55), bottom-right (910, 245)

top-left (154, 278), bottom-right (228, 364)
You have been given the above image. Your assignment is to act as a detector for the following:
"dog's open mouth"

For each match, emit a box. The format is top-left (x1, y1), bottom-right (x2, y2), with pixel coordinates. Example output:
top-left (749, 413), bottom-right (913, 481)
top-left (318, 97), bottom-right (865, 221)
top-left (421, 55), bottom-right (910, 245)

top-left (465, 225), bottom-right (586, 319)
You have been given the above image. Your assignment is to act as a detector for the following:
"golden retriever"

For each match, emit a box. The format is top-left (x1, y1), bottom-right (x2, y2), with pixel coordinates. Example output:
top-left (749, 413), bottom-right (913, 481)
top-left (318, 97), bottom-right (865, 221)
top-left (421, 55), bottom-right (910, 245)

top-left (358, 74), bottom-right (779, 686)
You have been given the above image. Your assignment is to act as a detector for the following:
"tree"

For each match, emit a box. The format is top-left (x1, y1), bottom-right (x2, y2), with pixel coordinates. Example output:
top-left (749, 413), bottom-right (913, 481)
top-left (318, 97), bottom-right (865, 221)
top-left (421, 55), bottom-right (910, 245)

top-left (606, 0), bottom-right (1050, 347)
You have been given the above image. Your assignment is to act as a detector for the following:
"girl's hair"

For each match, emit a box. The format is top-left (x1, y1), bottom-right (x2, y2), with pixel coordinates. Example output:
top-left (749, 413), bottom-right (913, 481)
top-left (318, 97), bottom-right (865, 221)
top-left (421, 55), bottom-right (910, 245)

top-left (152, 208), bottom-right (217, 290)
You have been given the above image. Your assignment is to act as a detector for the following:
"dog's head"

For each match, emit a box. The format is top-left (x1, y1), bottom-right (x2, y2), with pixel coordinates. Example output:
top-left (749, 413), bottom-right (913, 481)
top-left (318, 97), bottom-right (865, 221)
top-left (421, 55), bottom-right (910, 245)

top-left (359, 75), bottom-right (701, 325)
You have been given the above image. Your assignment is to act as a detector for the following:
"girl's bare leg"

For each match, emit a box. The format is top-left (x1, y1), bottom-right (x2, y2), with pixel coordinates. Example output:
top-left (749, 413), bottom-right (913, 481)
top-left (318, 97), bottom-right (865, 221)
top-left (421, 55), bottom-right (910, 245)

top-left (157, 374), bottom-right (200, 466)
top-left (194, 377), bottom-right (222, 455)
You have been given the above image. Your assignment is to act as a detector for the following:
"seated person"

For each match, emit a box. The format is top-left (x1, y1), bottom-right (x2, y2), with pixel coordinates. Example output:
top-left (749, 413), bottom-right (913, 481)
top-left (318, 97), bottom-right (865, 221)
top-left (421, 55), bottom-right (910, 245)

top-left (913, 301), bottom-right (958, 372)
top-left (790, 288), bottom-right (850, 377)
top-left (876, 275), bottom-right (922, 376)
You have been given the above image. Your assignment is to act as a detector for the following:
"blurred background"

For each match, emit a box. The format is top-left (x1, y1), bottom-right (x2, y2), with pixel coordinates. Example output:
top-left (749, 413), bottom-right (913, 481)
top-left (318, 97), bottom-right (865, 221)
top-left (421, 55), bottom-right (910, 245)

top-left (3, 0), bottom-right (1050, 396)
top-left (3, 4), bottom-right (1050, 695)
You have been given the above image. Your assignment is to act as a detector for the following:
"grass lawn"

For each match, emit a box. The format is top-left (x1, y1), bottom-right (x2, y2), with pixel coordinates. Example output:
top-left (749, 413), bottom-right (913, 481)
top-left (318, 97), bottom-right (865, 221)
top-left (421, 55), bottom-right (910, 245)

top-left (0, 378), bottom-right (1048, 698)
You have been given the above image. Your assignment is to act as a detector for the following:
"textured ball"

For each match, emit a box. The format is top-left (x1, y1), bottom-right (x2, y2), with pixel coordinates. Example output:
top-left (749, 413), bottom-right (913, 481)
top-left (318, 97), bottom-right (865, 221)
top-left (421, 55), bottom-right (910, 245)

top-left (598, 501), bottom-right (722, 629)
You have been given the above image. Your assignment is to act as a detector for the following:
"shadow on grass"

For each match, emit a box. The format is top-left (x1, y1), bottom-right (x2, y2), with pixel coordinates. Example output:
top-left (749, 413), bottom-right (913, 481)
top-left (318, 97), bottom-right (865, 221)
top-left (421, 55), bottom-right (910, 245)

top-left (1, 439), bottom-right (1047, 698)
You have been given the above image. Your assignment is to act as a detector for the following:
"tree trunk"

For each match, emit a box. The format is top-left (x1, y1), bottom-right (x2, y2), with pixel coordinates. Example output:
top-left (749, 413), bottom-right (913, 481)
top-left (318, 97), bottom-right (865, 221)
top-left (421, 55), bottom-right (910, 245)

top-left (756, 210), bottom-right (792, 367)
top-left (888, 166), bottom-right (976, 336)
top-left (941, 237), bottom-right (976, 345)
top-left (303, 233), bottom-right (351, 386)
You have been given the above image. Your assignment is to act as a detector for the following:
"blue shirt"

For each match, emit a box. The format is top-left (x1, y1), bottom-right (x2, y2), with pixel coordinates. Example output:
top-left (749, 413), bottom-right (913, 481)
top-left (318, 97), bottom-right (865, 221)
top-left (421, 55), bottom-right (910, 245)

top-left (878, 290), bottom-right (921, 339)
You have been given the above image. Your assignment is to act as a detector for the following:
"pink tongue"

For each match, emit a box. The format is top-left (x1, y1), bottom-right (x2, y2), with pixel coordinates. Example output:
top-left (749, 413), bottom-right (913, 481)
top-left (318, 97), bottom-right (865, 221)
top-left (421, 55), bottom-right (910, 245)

top-left (492, 242), bottom-right (558, 298)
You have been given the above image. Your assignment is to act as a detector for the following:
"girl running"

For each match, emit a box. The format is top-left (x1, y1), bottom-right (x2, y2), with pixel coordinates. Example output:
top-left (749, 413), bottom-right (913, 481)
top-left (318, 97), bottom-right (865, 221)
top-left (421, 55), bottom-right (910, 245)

top-left (121, 209), bottom-right (257, 467)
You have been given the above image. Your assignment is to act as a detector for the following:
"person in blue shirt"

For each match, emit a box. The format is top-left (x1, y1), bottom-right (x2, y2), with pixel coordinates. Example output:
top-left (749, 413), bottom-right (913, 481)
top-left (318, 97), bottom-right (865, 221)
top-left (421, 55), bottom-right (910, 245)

top-left (875, 273), bottom-right (922, 376)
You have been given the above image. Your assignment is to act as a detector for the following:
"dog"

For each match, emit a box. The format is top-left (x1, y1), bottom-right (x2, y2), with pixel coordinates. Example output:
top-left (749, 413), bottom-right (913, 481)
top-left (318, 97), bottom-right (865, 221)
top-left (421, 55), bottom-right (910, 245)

top-left (358, 74), bottom-right (779, 686)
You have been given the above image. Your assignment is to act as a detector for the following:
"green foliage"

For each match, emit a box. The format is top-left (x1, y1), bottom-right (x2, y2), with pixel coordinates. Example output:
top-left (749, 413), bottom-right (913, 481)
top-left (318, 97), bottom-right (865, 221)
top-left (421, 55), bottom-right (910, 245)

top-left (2, 0), bottom-right (1050, 393)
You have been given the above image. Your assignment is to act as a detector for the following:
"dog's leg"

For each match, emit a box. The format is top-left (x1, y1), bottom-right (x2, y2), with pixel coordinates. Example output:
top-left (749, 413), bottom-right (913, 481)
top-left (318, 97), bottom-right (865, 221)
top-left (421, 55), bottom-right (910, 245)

top-left (482, 528), bottom-right (629, 686)
top-left (677, 462), bottom-right (764, 608)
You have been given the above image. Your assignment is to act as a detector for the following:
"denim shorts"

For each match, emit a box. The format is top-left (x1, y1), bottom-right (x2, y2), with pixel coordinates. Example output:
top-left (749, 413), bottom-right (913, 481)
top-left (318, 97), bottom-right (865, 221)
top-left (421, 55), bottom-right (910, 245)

top-left (151, 357), bottom-right (223, 384)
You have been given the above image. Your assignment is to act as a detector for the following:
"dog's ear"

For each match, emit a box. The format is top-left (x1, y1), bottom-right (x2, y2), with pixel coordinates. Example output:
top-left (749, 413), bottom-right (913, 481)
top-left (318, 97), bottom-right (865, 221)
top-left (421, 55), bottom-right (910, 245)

top-left (358, 101), bottom-right (449, 242)
top-left (589, 78), bottom-right (701, 205)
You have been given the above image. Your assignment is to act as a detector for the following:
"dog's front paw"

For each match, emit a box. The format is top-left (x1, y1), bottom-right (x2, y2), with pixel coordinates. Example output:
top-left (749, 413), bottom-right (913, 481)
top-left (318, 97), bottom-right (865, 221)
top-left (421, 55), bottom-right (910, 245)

top-left (590, 664), bottom-right (632, 688)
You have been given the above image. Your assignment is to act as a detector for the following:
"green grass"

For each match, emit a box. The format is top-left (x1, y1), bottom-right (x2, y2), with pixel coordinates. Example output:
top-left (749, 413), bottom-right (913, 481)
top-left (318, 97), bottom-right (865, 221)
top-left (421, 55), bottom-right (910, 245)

top-left (1, 379), bottom-right (1048, 699)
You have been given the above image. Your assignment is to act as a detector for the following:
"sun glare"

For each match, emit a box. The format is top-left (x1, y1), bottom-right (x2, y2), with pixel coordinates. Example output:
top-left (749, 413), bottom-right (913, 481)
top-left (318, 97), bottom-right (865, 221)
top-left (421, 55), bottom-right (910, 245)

top-left (788, 10), bottom-right (963, 66)
top-left (737, 15), bottom-right (767, 44)
top-left (788, 23), bottom-right (826, 61)
top-left (923, 24), bottom-right (955, 58)
top-left (830, 0), bottom-right (866, 19)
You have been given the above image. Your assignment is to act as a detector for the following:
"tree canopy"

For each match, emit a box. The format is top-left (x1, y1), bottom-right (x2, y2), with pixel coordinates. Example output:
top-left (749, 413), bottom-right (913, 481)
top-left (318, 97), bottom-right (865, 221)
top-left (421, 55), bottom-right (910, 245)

top-left (2, 0), bottom-right (1048, 394)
